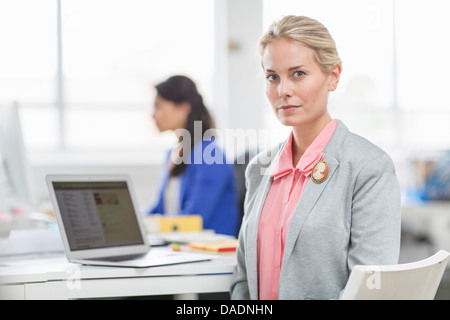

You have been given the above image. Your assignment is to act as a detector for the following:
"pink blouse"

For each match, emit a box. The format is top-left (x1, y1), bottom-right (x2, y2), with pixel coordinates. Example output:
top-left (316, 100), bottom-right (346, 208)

top-left (257, 119), bottom-right (338, 300)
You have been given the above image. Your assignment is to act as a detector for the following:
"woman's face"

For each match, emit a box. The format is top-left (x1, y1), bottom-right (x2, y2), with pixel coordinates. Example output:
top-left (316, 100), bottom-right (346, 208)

top-left (262, 38), bottom-right (339, 127)
top-left (152, 94), bottom-right (190, 132)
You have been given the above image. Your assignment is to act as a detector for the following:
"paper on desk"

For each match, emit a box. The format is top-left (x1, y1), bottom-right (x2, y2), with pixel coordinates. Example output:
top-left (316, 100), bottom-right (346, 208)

top-left (149, 230), bottom-right (235, 245)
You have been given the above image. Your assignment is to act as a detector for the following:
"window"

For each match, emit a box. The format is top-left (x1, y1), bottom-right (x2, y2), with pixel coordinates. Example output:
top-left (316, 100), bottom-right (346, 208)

top-left (395, 0), bottom-right (450, 150)
top-left (4, 0), bottom-right (450, 162)
top-left (61, 0), bottom-right (214, 152)
top-left (0, 0), bottom-right (58, 149)
top-left (1, 0), bottom-right (215, 158)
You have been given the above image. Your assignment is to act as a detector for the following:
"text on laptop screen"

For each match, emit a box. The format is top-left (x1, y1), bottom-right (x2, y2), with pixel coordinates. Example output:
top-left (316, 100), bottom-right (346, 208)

top-left (53, 181), bottom-right (144, 251)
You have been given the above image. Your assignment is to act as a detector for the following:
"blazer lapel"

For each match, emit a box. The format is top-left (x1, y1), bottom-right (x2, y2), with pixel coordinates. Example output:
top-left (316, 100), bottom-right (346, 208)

top-left (281, 154), bottom-right (339, 264)
top-left (280, 121), bottom-right (348, 276)
top-left (246, 144), bottom-right (285, 299)
top-left (246, 169), bottom-right (272, 299)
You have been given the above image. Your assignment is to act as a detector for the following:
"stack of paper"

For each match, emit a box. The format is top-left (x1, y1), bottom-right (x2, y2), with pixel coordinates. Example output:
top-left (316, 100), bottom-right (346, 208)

top-left (189, 239), bottom-right (239, 253)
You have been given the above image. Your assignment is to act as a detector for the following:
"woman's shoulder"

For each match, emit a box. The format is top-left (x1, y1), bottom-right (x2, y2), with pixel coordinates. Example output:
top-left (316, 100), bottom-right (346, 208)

top-left (245, 142), bottom-right (284, 180)
top-left (339, 127), bottom-right (395, 171)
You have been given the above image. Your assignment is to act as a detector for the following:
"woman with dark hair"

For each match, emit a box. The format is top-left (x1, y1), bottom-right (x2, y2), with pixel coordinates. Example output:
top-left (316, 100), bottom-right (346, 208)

top-left (144, 75), bottom-right (239, 236)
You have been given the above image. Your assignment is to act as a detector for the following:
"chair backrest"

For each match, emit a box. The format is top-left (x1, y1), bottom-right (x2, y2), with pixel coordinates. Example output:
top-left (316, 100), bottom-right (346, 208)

top-left (233, 149), bottom-right (258, 232)
top-left (341, 250), bottom-right (450, 300)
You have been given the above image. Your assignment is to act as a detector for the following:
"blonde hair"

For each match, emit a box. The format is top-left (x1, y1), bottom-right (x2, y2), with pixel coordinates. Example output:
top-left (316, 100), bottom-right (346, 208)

top-left (258, 15), bottom-right (342, 73)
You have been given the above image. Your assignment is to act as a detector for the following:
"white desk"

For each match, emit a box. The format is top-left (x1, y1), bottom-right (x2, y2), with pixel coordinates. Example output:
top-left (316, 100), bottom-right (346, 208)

top-left (0, 250), bottom-right (236, 300)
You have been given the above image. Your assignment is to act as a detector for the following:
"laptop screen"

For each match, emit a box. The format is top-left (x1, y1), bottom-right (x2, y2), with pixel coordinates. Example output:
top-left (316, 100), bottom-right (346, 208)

top-left (52, 181), bottom-right (145, 251)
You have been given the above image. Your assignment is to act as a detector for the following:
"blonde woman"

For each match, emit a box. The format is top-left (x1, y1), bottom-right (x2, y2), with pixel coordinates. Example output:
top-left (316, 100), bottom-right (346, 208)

top-left (230, 16), bottom-right (401, 300)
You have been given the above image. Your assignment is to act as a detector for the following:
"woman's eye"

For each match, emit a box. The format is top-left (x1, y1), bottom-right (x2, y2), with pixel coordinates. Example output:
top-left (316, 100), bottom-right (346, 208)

top-left (266, 74), bottom-right (278, 82)
top-left (293, 70), bottom-right (306, 78)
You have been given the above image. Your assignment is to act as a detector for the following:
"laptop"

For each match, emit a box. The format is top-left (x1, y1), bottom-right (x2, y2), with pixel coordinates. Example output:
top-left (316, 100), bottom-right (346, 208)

top-left (46, 174), bottom-right (213, 268)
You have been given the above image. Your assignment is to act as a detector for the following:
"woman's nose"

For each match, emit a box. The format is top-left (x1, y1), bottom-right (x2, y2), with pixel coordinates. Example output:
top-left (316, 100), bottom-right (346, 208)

top-left (278, 79), bottom-right (293, 100)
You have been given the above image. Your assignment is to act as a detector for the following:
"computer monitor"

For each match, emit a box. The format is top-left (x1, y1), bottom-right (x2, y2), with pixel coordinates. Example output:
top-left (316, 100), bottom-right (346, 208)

top-left (0, 102), bottom-right (35, 213)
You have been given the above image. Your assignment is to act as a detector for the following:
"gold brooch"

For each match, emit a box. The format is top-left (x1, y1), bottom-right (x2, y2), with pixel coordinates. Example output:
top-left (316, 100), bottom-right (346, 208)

top-left (311, 161), bottom-right (329, 184)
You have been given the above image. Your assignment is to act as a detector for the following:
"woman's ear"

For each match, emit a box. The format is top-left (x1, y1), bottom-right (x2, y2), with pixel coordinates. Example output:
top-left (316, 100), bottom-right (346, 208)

top-left (328, 63), bottom-right (342, 91)
top-left (179, 101), bottom-right (191, 117)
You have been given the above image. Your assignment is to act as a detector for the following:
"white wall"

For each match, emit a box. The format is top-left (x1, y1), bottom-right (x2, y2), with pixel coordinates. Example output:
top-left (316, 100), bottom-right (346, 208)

top-left (213, 0), bottom-right (264, 131)
top-left (225, 0), bottom-right (265, 131)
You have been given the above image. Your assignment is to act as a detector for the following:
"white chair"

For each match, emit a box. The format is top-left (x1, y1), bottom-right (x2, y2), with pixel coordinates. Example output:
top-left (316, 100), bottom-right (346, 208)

top-left (340, 250), bottom-right (450, 300)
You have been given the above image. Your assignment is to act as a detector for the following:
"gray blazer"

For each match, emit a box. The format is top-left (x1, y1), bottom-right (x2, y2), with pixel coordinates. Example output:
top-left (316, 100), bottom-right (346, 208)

top-left (230, 120), bottom-right (401, 300)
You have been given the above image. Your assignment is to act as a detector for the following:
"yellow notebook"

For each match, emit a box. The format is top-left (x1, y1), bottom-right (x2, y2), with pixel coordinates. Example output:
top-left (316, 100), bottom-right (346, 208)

top-left (143, 215), bottom-right (203, 233)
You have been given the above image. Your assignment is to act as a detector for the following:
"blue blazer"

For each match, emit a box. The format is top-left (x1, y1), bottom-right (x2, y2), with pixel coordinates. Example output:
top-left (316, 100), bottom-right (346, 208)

top-left (146, 140), bottom-right (239, 236)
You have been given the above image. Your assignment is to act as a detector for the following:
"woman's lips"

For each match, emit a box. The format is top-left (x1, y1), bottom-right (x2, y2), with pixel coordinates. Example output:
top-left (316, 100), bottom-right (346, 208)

top-left (279, 105), bottom-right (300, 111)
